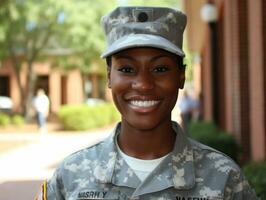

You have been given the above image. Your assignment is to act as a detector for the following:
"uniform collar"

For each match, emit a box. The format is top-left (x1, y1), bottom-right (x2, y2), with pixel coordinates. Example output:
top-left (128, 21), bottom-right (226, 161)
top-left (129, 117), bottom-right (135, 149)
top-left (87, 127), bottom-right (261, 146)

top-left (132, 122), bottom-right (195, 197)
top-left (94, 122), bottom-right (195, 195)
top-left (170, 122), bottom-right (195, 189)
top-left (95, 123), bottom-right (141, 188)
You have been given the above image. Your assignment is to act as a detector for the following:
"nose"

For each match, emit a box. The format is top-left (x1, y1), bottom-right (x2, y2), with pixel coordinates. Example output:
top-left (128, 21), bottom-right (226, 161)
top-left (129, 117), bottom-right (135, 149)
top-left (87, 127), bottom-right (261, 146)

top-left (132, 71), bottom-right (154, 91)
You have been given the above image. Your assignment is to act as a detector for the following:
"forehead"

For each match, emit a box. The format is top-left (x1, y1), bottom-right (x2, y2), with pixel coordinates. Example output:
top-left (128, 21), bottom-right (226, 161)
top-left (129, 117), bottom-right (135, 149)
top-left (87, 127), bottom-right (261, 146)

top-left (112, 47), bottom-right (178, 60)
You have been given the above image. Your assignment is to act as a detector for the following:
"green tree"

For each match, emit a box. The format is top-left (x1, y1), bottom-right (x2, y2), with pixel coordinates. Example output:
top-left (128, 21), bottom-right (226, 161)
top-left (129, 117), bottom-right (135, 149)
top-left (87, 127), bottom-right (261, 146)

top-left (0, 0), bottom-right (115, 119)
top-left (117, 0), bottom-right (181, 8)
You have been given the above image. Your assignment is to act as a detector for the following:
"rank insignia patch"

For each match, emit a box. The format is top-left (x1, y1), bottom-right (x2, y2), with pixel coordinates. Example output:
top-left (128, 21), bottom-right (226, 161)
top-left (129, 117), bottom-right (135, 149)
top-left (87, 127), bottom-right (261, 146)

top-left (35, 181), bottom-right (47, 200)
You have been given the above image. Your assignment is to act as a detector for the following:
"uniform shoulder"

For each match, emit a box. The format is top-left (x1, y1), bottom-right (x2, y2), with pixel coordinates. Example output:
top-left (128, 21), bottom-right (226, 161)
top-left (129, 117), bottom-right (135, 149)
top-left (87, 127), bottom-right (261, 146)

top-left (187, 138), bottom-right (258, 199)
top-left (188, 137), bottom-right (240, 171)
top-left (57, 137), bottom-right (108, 169)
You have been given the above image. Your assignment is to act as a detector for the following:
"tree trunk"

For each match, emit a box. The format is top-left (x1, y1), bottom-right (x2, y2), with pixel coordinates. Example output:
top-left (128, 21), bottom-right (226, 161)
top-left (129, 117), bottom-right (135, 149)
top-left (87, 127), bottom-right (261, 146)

top-left (14, 65), bottom-right (26, 113)
top-left (10, 57), bottom-right (26, 114)
top-left (24, 61), bottom-right (36, 121)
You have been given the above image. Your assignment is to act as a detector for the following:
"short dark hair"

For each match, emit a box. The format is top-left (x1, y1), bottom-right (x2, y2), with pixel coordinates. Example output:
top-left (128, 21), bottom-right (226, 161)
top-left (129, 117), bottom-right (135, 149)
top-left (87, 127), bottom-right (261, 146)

top-left (106, 55), bottom-right (186, 70)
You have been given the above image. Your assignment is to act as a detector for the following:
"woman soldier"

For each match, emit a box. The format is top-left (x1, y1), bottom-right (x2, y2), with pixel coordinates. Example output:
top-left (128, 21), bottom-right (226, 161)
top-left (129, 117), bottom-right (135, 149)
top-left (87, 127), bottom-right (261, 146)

top-left (36, 6), bottom-right (258, 200)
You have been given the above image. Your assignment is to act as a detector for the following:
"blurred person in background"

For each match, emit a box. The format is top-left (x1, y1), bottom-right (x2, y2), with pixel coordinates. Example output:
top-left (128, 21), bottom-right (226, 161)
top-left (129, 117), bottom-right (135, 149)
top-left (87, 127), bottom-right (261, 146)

top-left (36, 6), bottom-right (258, 200)
top-left (33, 88), bottom-right (50, 133)
top-left (178, 90), bottom-right (199, 133)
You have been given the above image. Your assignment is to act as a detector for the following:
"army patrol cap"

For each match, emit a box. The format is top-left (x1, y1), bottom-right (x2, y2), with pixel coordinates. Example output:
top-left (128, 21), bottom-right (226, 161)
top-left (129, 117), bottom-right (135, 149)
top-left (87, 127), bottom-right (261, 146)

top-left (101, 6), bottom-right (187, 58)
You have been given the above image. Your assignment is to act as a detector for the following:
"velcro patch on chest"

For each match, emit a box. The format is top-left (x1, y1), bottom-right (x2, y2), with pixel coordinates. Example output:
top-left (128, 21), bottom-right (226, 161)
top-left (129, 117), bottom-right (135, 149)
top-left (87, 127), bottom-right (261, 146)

top-left (175, 196), bottom-right (222, 200)
top-left (76, 190), bottom-right (119, 200)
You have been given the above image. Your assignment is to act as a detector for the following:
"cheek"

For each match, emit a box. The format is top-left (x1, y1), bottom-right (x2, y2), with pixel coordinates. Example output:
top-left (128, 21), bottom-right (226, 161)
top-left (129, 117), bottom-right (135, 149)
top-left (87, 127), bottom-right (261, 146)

top-left (110, 73), bottom-right (131, 92)
top-left (109, 72), bottom-right (131, 111)
top-left (156, 77), bottom-right (180, 108)
top-left (156, 77), bottom-right (180, 94)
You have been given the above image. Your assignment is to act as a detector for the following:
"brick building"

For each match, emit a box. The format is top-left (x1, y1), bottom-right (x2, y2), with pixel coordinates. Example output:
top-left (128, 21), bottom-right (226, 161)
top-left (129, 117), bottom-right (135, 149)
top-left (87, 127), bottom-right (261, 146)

top-left (183, 0), bottom-right (266, 161)
top-left (0, 58), bottom-right (106, 113)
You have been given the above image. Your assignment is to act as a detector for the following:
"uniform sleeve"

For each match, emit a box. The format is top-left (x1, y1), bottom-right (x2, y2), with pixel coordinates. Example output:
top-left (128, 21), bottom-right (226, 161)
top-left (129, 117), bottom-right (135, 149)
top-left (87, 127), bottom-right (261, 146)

top-left (35, 167), bottom-right (65, 200)
top-left (224, 169), bottom-right (259, 200)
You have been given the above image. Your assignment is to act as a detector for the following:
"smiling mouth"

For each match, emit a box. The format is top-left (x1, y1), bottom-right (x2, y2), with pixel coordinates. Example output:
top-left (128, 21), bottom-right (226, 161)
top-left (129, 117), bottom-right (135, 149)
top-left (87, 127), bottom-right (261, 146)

top-left (129, 100), bottom-right (160, 108)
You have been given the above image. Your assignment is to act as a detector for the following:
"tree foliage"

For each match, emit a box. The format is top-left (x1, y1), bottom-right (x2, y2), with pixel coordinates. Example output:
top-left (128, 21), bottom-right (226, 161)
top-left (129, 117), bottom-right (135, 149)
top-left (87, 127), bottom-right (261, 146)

top-left (0, 0), bottom-right (183, 117)
top-left (52, 0), bottom-right (116, 72)
top-left (117, 0), bottom-right (181, 8)
top-left (0, 0), bottom-right (115, 117)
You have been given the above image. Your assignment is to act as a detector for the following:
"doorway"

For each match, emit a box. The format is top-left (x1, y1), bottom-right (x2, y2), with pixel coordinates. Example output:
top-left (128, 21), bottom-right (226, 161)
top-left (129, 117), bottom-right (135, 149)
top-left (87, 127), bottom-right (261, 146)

top-left (0, 76), bottom-right (10, 96)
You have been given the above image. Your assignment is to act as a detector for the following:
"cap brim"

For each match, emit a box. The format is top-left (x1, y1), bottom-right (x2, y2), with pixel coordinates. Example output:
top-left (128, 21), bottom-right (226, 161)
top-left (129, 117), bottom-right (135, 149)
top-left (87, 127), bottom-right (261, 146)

top-left (101, 34), bottom-right (185, 58)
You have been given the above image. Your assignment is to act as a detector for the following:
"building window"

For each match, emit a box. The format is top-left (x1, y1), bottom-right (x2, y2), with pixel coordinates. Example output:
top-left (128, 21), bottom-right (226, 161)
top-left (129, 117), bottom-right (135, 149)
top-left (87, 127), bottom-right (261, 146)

top-left (0, 76), bottom-right (10, 96)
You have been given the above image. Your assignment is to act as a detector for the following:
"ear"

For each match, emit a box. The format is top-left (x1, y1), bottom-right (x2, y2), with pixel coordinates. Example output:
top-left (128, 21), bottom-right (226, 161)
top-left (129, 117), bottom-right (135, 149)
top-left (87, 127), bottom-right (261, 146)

top-left (107, 67), bottom-right (111, 88)
top-left (179, 70), bottom-right (185, 89)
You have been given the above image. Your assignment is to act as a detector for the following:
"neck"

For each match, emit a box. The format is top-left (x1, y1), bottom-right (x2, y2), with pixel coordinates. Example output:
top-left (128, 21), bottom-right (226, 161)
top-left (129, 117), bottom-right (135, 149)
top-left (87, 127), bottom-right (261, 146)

top-left (118, 119), bottom-right (176, 160)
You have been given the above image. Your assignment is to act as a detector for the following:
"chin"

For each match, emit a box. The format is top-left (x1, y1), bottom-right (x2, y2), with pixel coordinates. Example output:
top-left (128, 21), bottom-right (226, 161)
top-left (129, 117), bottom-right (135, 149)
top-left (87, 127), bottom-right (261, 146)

top-left (123, 116), bottom-right (169, 131)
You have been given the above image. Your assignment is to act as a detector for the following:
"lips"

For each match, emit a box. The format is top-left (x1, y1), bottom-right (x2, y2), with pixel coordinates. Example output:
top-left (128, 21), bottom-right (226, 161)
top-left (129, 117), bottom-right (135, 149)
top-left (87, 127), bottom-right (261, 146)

top-left (124, 94), bottom-right (162, 113)
top-left (125, 97), bottom-right (161, 114)
top-left (129, 100), bottom-right (160, 108)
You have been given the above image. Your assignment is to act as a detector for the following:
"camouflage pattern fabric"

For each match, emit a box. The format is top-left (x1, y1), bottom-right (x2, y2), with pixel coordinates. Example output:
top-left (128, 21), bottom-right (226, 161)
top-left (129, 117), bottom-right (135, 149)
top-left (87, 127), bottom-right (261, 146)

top-left (36, 122), bottom-right (258, 200)
top-left (101, 7), bottom-right (187, 58)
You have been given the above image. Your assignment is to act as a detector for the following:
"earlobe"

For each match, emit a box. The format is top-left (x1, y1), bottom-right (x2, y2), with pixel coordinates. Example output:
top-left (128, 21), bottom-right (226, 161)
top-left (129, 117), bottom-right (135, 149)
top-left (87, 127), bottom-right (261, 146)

top-left (179, 72), bottom-right (185, 89)
top-left (108, 80), bottom-right (111, 88)
top-left (107, 68), bottom-right (111, 88)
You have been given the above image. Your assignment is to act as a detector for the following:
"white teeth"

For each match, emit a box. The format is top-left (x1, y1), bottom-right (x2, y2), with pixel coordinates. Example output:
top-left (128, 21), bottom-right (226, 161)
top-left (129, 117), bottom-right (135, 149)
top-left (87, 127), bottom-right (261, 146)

top-left (130, 100), bottom-right (159, 107)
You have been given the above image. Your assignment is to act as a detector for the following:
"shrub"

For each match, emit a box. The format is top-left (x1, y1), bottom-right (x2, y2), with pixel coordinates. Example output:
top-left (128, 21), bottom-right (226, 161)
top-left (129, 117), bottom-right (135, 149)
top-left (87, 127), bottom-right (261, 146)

top-left (11, 115), bottom-right (25, 126)
top-left (0, 112), bottom-right (11, 127)
top-left (243, 161), bottom-right (266, 198)
top-left (188, 121), bottom-right (218, 137)
top-left (188, 121), bottom-right (239, 161)
top-left (57, 102), bottom-right (120, 131)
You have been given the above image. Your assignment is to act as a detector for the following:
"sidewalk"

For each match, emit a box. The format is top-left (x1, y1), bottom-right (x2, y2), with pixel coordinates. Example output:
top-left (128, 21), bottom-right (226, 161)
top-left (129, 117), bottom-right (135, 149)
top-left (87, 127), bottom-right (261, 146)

top-left (0, 128), bottom-right (112, 200)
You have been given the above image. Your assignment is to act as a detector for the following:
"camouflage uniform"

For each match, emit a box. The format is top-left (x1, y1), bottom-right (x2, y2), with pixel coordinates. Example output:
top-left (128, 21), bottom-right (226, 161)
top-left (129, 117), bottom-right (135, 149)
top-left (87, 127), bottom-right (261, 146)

top-left (36, 122), bottom-right (258, 200)
top-left (36, 6), bottom-right (258, 200)
top-left (100, 6), bottom-right (187, 59)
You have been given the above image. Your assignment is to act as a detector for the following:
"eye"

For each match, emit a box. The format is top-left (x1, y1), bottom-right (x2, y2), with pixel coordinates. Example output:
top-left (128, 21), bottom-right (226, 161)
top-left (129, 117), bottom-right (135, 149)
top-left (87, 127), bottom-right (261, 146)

top-left (153, 65), bottom-right (169, 73)
top-left (117, 65), bottom-right (135, 74)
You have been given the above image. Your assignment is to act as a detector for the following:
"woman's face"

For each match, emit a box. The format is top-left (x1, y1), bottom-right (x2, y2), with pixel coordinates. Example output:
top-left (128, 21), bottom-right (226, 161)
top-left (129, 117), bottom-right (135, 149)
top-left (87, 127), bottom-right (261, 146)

top-left (108, 47), bottom-right (185, 131)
